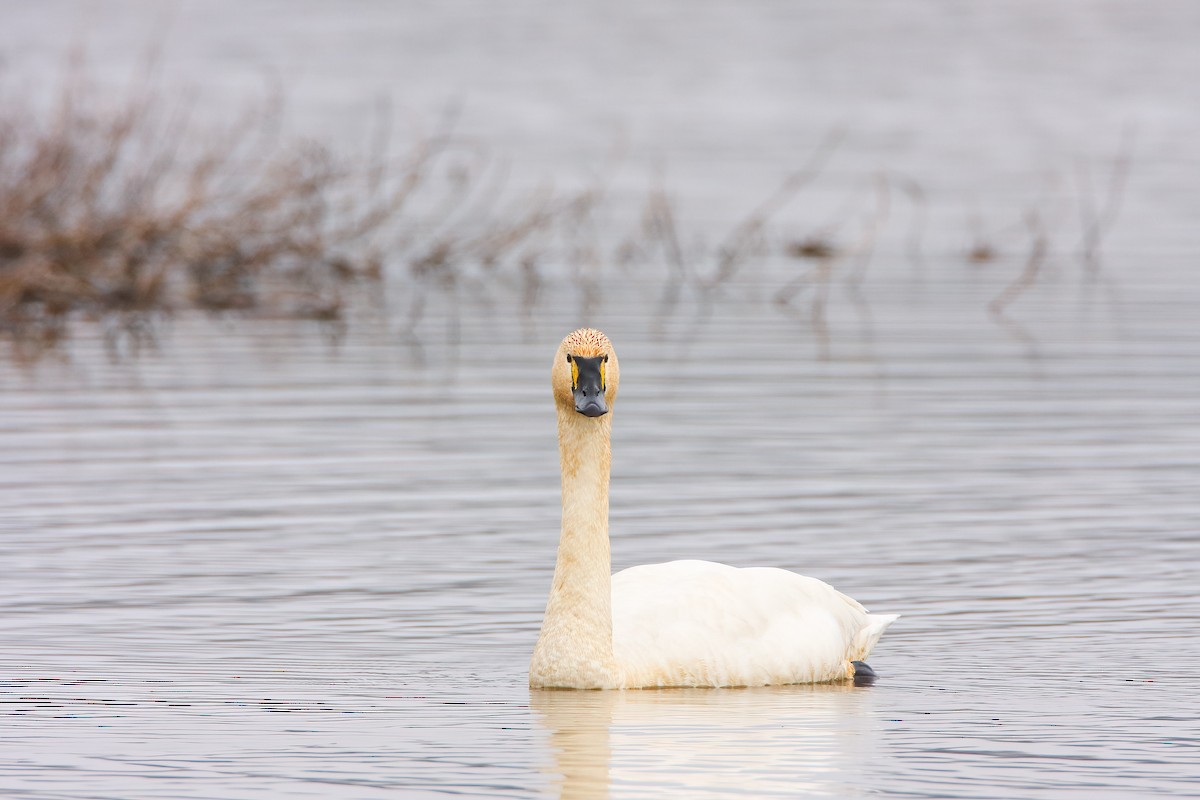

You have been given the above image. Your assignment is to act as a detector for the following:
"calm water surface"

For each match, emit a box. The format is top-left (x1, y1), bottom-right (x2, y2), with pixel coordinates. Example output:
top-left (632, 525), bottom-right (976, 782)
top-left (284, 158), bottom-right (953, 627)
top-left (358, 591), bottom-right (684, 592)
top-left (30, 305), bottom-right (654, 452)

top-left (3, 283), bottom-right (1198, 797)
top-left (2, 1), bottom-right (1200, 797)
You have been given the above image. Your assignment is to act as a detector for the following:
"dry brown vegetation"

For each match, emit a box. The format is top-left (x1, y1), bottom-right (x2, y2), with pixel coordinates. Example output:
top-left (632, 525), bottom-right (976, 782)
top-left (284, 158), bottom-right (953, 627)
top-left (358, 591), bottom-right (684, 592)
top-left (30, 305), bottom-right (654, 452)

top-left (0, 62), bottom-right (621, 356)
top-left (3, 70), bottom-right (454, 352)
top-left (0, 64), bottom-right (1134, 359)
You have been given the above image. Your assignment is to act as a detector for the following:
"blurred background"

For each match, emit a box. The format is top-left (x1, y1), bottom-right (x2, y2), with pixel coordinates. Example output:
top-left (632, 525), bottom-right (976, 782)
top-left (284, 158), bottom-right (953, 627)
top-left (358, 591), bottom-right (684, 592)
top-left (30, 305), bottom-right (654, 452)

top-left (1, 2), bottom-right (1197, 798)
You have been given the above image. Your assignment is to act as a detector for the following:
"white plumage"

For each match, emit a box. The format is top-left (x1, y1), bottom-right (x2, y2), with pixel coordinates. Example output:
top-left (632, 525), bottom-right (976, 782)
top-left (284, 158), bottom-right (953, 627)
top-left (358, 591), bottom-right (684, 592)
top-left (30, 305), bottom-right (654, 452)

top-left (613, 560), bottom-right (897, 687)
top-left (530, 329), bottom-right (897, 689)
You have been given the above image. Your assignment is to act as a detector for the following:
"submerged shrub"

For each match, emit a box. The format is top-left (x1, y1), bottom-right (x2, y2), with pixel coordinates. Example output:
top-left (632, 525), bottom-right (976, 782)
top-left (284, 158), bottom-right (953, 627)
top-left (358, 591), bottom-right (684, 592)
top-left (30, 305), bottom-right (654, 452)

top-left (0, 63), bottom-right (416, 351)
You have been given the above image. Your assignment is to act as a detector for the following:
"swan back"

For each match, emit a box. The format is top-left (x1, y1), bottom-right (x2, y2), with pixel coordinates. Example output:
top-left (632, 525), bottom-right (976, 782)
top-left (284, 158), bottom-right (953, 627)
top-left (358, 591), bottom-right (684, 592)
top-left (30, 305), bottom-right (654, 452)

top-left (611, 560), bottom-right (896, 687)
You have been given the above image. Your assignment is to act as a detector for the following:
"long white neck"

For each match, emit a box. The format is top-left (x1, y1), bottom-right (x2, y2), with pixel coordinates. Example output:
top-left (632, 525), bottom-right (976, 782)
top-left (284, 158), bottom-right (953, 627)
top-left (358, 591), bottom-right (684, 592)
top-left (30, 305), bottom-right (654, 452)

top-left (529, 406), bottom-right (618, 688)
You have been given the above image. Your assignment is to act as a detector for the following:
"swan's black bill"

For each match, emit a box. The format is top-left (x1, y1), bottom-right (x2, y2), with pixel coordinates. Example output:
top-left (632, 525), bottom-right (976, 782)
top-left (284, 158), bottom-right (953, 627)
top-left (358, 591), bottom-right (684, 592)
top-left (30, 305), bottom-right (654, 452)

top-left (568, 355), bottom-right (608, 417)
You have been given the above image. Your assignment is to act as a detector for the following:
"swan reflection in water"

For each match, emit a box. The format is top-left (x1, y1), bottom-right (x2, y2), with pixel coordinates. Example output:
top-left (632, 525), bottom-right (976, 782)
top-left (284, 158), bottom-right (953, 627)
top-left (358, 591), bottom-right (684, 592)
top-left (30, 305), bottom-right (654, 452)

top-left (532, 683), bottom-right (875, 799)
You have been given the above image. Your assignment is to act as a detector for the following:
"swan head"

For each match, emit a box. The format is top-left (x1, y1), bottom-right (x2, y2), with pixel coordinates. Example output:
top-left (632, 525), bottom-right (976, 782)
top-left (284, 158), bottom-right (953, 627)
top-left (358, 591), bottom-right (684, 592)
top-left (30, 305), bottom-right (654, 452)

top-left (553, 328), bottom-right (619, 418)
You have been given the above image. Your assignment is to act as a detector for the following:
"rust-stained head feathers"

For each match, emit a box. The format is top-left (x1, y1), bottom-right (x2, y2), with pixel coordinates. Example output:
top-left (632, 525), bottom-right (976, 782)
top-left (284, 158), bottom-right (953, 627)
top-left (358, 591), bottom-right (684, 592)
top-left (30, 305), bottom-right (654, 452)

top-left (553, 328), bottom-right (619, 414)
top-left (560, 327), bottom-right (611, 358)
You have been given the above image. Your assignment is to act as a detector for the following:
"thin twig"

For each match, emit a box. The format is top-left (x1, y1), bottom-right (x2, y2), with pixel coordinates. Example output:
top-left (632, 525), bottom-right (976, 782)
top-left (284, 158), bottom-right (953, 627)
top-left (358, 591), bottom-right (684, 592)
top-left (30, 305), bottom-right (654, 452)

top-left (1077, 125), bottom-right (1135, 281)
top-left (704, 127), bottom-right (844, 289)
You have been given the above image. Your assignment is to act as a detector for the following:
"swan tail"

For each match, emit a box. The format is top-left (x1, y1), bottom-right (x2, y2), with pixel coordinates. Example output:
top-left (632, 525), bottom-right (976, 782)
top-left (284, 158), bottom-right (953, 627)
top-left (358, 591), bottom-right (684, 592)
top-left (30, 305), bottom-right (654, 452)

top-left (850, 613), bottom-right (899, 661)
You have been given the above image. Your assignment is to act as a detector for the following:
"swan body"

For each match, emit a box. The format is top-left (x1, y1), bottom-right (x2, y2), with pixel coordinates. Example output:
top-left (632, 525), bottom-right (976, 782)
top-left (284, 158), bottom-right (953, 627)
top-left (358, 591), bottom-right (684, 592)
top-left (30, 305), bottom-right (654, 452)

top-left (530, 329), bottom-right (897, 689)
top-left (613, 560), bottom-right (896, 688)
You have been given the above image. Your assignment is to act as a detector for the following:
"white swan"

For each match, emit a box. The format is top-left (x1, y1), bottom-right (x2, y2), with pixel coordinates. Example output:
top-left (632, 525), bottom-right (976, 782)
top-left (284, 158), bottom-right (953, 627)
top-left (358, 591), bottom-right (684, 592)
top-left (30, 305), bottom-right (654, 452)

top-left (530, 328), bottom-right (898, 689)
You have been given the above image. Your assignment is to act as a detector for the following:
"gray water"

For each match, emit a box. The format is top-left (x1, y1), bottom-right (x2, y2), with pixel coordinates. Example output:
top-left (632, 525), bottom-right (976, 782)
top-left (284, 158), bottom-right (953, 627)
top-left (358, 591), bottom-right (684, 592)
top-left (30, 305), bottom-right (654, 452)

top-left (3, 2), bottom-right (1200, 798)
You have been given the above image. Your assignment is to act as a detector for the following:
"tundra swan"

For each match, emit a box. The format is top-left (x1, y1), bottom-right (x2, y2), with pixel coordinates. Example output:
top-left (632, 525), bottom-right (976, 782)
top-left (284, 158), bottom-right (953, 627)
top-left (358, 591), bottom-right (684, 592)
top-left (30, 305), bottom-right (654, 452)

top-left (529, 328), bottom-right (897, 689)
